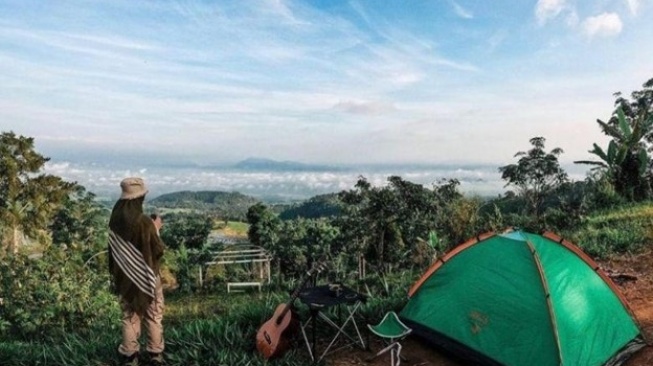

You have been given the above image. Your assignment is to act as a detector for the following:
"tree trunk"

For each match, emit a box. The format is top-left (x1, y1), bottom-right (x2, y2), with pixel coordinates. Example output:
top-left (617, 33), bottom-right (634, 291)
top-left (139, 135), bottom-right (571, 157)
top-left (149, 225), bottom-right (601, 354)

top-left (11, 226), bottom-right (19, 254)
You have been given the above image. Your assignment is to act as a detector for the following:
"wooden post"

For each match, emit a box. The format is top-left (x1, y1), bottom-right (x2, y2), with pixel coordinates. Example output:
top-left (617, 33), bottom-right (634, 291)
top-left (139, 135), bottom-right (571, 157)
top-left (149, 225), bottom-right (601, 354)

top-left (267, 260), bottom-right (271, 283)
top-left (199, 266), bottom-right (203, 287)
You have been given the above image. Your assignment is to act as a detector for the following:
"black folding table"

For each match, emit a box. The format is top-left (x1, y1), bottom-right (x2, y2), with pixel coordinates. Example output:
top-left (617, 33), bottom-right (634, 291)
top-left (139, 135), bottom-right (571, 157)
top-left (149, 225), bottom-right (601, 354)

top-left (298, 285), bottom-right (367, 363)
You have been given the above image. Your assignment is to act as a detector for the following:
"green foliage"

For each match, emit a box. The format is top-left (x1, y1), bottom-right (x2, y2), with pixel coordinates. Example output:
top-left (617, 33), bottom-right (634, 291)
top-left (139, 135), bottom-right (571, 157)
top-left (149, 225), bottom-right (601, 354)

top-left (0, 269), bottom-right (416, 366)
top-left (247, 204), bottom-right (341, 280)
top-left (337, 176), bottom-right (469, 271)
top-left (576, 79), bottom-right (653, 202)
top-left (278, 193), bottom-right (341, 220)
top-left (246, 202), bottom-right (281, 248)
top-left (338, 176), bottom-right (440, 272)
top-left (165, 244), bottom-right (212, 293)
top-left (275, 218), bottom-right (339, 277)
top-left (0, 131), bottom-right (76, 254)
top-left (150, 190), bottom-right (260, 221)
top-left (499, 137), bottom-right (568, 218)
top-left (160, 212), bottom-right (213, 250)
top-left (0, 247), bottom-right (119, 340)
top-left (49, 185), bottom-right (109, 253)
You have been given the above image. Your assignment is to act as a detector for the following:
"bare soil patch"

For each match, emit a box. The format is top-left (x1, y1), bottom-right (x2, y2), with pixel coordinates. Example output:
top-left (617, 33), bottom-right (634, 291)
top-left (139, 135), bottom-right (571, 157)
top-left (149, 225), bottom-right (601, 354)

top-left (326, 251), bottom-right (653, 366)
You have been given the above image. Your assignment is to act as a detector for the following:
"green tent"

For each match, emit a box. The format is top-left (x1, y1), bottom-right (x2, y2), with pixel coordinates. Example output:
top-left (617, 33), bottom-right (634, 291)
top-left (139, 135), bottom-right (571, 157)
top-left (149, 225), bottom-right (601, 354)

top-left (400, 230), bottom-right (645, 366)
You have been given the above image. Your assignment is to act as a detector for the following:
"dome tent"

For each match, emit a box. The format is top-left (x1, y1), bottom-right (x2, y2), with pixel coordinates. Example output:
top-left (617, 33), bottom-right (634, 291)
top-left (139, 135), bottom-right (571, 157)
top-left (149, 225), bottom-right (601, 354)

top-left (400, 229), bottom-right (646, 366)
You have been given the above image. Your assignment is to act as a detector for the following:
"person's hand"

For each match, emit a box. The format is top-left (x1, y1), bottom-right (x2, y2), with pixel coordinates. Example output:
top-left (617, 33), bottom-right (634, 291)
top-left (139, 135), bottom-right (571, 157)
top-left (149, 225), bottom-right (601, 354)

top-left (153, 216), bottom-right (163, 231)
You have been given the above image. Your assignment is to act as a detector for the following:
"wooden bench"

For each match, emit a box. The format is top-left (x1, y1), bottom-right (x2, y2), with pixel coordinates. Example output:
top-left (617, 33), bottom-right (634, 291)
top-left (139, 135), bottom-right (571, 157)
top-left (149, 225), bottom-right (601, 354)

top-left (227, 282), bottom-right (262, 293)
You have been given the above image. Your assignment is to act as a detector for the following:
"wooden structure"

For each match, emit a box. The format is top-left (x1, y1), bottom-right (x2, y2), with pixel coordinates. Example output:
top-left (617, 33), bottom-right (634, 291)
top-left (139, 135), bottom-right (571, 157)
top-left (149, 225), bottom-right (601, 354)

top-left (204, 244), bottom-right (272, 292)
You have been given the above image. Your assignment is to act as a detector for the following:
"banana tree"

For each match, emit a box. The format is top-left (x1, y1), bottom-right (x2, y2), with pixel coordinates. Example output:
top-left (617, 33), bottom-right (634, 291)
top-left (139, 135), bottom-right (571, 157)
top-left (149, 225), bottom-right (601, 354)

top-left (576, 106), bottom-right (653, 201)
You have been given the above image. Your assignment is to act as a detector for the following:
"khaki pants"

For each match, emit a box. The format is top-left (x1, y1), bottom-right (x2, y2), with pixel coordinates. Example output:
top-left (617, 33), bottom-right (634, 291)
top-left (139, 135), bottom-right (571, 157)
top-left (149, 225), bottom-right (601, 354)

top-left (118, 282), bottom-right (165, 356)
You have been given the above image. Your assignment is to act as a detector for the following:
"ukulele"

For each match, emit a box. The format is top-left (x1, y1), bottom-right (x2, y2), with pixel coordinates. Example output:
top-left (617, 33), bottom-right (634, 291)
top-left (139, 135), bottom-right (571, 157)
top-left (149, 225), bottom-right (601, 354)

top-left (256, 261), bottom-right (328, 359)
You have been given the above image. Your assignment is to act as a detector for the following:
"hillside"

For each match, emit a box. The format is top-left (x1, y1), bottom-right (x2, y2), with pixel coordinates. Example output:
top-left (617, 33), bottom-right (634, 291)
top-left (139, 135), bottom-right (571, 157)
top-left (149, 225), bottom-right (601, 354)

top-left (149, 190), bottom-right (260, 219)
top-left (278, 193), bottom-right (342, 220)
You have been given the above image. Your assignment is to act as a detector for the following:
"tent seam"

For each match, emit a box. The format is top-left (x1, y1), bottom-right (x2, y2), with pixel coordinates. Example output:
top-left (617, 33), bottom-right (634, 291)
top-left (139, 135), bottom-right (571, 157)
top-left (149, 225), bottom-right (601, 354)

top-left (541, 231), bottom-right (648, 345)
top-left (526, 240), bottom-right (565, 366)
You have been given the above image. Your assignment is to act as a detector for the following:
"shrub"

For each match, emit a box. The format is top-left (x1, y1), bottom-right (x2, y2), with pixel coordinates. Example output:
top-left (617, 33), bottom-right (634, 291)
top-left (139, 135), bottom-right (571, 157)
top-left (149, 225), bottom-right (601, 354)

top-left (0, 248), bottom-right (119, 340)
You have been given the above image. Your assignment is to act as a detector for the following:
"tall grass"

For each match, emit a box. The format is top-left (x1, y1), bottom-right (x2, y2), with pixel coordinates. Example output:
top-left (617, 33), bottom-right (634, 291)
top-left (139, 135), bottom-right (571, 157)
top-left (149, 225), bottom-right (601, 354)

top-left (0, 270), bottom-right (415, 366)
top-left (563, 202), bottom-right (653, 258)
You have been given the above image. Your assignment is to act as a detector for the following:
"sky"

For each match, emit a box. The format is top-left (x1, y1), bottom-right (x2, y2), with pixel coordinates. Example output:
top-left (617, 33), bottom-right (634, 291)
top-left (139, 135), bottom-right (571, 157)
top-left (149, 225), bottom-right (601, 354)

top-left (1, 0), bottom-right (652, 198)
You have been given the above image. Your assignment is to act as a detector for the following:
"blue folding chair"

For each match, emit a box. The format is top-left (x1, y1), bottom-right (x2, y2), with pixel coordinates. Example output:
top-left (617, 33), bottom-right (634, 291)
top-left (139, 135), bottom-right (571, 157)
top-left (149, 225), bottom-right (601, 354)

top-left (367, 311), bottom-right (412, 366)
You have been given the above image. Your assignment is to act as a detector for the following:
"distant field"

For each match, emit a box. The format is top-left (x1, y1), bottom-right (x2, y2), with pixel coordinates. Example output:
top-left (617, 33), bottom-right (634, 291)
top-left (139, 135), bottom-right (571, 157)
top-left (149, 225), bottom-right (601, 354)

top-left (154, 207), bottom-right (197, 214)
top-left (213, 220), bottom-right (249, 239)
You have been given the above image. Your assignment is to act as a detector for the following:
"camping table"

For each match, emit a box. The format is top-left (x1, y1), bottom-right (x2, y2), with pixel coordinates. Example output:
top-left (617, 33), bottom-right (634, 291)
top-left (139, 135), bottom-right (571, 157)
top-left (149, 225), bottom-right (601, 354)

top-left (298, 285), bottom-right (367, 363)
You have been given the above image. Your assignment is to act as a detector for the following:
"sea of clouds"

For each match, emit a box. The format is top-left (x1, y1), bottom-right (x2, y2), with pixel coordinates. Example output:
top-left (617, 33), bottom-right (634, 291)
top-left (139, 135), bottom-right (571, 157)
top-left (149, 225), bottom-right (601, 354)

top-left (43, 161), bottom-right (589, 202)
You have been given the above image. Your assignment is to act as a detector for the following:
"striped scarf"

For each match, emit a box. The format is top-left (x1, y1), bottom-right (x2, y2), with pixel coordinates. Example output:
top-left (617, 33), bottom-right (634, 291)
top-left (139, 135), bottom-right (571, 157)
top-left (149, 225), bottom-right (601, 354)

top-left (108, 230), bottom-right (156, 299)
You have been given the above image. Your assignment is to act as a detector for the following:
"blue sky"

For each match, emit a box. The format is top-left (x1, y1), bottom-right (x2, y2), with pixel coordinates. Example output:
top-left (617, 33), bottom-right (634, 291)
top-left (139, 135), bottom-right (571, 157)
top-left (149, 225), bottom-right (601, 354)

top-left (1, 0), bottom-right (652, 170)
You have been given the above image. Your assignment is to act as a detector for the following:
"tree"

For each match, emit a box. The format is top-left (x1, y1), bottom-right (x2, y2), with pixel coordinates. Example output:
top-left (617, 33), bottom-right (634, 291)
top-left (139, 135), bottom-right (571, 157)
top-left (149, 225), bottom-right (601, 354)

top-left (338, 177), bottom-right (404, 272)
top-left (618, 77), bottom-right (653, 146)
top-left (337, 176), bottom-right (449, 272)
top-left (160, 213), bottom-right (212, 250)
top-left (0, 132), bottom-right (75, 255)
top-left (499, 137), bottom-right (568, 218)
top-left (246, 202), bottom-right (281, 249)
top-left (575, 78), bottom-right (653, 201)
top-left (49, 185), bottom-right (109, 255)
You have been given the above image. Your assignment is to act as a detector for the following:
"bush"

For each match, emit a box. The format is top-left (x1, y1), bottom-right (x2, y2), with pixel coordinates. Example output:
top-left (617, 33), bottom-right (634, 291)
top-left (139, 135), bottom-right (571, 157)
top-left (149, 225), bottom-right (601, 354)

top-left (0, 248), bottom-right (119, 340)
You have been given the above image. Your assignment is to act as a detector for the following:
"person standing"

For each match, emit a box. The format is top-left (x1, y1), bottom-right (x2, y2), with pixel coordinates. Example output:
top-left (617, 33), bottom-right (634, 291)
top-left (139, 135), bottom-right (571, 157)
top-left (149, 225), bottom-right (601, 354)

top-left (109, 177), bottom-right (165, 366)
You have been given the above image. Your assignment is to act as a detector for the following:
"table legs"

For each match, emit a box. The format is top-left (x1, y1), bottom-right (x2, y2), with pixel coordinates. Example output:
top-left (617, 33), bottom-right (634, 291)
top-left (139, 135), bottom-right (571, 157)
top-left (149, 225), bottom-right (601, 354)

top-left (300, 302), bottom-right (366, 363)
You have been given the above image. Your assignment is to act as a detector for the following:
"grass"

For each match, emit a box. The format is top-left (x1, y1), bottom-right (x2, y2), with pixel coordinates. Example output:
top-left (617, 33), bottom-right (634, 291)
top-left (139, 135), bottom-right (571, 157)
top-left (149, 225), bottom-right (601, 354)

top-left (212, 221), bottom-right (249, 238)
top-left (0, 272), bottom-right (414, 366)
top-left (563, 202), bottom-right (653, 258)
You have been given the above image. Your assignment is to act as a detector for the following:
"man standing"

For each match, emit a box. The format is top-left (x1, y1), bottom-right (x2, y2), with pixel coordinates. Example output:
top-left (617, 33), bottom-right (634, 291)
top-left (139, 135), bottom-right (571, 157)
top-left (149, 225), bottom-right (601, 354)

top-left (109, 177), bottom-right (165, 366)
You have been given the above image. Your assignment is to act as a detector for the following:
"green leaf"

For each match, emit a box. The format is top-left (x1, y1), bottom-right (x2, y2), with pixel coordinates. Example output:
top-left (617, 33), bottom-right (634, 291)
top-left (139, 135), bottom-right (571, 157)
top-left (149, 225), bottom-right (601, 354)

top-left (573, 160), bottom-right (608, 168)
top-left (596, 119), bottom-right (624, 139)
top-left (607, 140), bottom-right (616, 164)
top-left (638, 149), bottom-right (648, 176)
top-left (615, 144), bottom-right (628, 165)
top-left (589, 143), bottom-right (609, 163)
top-left (617, 106), bottom-right (632, 140)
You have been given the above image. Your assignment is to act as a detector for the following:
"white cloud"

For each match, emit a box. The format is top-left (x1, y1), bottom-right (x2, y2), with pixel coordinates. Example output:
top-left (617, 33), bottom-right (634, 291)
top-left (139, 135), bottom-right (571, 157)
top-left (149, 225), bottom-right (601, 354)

top-left (450, 1), bottom-right (473, 19)
top-left (565, 9), bottom-right (579, 27)
top-left (625, 0), bottom-right (640, 15)
top-left (263, 0), bottom-right (304, 24)
top-left (42, 160), bottom-right (508, 200)
top-left (333, 100), bottom-right (396, 115)
top-left (535, 0), bottom-right (568, 25)
top-left (582, 13), bottom-right (623, 38)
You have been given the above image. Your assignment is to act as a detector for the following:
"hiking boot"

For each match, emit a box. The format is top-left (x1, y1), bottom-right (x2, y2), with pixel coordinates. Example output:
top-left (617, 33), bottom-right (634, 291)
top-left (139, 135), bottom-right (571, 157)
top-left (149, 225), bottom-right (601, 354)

top-left (121, 352), bottom-right (139, 366)
top-left (148, 352), bottom-right (165, 366)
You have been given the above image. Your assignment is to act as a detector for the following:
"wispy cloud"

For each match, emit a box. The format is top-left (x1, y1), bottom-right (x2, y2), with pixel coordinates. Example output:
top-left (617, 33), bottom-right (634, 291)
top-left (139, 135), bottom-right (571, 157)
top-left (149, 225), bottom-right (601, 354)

top-left (1, 0), bottom-right (652, 173)
top-left (582, 13), bottom-right (623, 37)
top-left (625, 0), bottom-right (640, 16)
top-left (450, 1), bottom-right (473, 19)
top-left (535, 0), bottom-right (568, 25)
top-left (332, 100), bottom-right (396, 116)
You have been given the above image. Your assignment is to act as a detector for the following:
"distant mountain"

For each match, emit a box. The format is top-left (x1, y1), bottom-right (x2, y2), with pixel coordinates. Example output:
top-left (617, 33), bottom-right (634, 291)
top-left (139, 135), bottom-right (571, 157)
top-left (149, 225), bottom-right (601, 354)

top-left (233, 157), bottom-right (344, 172)
top-left (149, 191), bottom-right (260, 220)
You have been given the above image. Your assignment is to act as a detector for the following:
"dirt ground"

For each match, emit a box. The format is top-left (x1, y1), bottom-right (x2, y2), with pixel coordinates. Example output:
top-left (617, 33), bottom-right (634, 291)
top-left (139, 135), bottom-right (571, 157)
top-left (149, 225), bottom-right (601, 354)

top-left (325, 251), bottom-right (653, 366)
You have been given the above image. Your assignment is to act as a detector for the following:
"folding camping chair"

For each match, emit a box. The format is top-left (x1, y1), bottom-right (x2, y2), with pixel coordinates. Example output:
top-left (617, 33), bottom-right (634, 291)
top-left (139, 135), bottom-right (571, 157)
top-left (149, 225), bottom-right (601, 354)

top-left (367, 311), bottom-right (412, 366)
